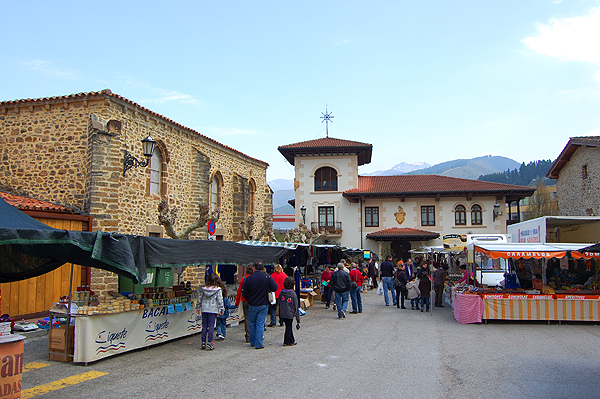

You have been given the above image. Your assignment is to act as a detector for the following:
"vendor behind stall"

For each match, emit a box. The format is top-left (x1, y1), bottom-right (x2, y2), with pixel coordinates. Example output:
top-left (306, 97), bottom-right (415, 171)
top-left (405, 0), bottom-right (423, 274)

top-left (515, 259), bottom-right (533, 289)
top-left (455, 265), bottom-right (474, 285)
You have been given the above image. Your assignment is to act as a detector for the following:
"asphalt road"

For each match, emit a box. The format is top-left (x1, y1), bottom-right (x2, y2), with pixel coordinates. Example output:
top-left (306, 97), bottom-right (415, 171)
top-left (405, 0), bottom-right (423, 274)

top-left (21, 290), bottom-right (600, 399)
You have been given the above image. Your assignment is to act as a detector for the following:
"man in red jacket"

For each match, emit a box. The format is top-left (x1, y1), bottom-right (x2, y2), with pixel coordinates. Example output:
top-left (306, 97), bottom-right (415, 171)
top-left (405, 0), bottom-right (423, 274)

top-left (349, 262), bottom-right (363, 313)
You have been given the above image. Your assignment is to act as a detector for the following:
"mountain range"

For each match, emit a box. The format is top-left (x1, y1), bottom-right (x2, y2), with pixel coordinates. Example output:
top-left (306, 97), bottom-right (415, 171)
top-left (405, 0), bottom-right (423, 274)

top-left (270, 155), bottom-right (522, 214)
top-left (361, 161), bottom-right (431, 176)
top-left (403, 155), bottom-right (520, 180)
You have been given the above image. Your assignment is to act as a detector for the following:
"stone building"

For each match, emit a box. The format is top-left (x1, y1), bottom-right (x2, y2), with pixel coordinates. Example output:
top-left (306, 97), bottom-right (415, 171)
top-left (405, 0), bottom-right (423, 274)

top-left (547, 136), bottom-right (600, 216)
top-left (0, 89), bottom-right (272, 293)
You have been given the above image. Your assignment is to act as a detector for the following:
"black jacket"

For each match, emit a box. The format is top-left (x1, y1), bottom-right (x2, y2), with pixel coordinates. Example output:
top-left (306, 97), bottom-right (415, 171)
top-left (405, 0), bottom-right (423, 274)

top-left (330, 269), bottom-right (351, 293)
top-left (242, 270), bottom-right (278, 306)
top-left (394, 269), bottom-right (408, 290)
top-left (380, 260), bottom-right (395, 278)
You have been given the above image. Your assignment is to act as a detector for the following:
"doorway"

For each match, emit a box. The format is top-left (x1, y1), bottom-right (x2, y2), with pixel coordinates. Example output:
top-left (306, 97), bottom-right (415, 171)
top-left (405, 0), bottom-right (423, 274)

top-left (390, 240), bottom-right (411, 263)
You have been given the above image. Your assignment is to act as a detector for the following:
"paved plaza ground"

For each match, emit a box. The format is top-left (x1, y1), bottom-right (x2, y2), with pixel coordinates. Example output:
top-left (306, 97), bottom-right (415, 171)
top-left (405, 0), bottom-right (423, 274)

top-left (21, 288), bottom-right (600, 398)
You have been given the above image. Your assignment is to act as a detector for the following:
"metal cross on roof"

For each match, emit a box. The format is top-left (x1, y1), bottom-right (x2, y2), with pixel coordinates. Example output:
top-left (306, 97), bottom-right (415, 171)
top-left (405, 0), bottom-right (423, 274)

top-left (320, 106), bottom-right (334, 137)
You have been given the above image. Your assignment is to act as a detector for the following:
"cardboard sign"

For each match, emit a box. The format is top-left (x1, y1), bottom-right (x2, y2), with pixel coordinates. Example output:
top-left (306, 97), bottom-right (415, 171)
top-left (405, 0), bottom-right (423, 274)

top-left (0, 340), bottom-right (24, 398)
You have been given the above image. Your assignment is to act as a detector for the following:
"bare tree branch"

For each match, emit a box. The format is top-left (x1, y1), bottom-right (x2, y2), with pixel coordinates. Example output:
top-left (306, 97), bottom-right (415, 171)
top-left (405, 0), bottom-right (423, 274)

top-left (158, 198), bottom-right (220, 239)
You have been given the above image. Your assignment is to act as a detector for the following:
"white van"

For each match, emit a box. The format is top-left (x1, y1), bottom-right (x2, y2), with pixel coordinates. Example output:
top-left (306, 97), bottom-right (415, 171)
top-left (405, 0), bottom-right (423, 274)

top-left (466, 234), bottom-right (511, 287)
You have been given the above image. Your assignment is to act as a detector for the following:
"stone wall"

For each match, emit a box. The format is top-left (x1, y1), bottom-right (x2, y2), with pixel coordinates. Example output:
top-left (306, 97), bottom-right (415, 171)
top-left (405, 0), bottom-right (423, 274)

top-left (556, 146), bottom-right (600, 216)
top-left (0, 99), bottom-right (103, 209)
top-left (0, 90), bottom-right (272, 294)
top-left (231, 174), bottom-right (246, 240)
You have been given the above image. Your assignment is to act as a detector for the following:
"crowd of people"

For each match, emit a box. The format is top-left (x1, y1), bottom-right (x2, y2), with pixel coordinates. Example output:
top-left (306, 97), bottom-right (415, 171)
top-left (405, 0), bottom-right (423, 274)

top-left (376, 255), bottom-right (450, 312)
top-left (197, 255), bottom-right (452, 351)
top-left (198, 260), bottom-right (301, 351)
top-left (321, 255), bottom-right (450, 313)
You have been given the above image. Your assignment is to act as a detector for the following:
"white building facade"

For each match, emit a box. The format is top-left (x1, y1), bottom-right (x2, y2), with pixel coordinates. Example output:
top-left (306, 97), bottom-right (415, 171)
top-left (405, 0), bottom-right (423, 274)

top-left (279, 137), bottom-right (535, 261)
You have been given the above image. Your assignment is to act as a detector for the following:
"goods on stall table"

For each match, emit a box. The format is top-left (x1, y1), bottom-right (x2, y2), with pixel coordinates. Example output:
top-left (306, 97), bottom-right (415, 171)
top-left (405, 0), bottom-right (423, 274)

top-left (78, 294), bottom-right (141, 315)
top-left (56, 284), bottom-right (195, 316)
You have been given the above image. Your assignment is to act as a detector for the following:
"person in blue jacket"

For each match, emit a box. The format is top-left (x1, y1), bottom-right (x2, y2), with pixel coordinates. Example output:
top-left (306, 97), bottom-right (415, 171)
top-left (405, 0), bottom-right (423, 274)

top-left (216, 285), bottom-right (237, 340)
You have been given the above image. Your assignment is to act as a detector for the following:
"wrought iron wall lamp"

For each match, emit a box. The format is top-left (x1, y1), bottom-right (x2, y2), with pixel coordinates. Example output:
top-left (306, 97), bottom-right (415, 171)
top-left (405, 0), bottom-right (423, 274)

top-left (123, 135), bottom-right (157, 176)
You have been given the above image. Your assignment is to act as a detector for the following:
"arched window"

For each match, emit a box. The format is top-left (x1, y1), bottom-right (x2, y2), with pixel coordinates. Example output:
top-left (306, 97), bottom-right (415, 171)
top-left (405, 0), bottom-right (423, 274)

top-left (455, 205), bottom-right (466, 225)
top-left (314, 167), bottom-right (338, 191)
top-left (149, 150), bottom-right (162, 195)
top-left (471, 204), bottom-right (482, 225)
top-left (210, 172), bottom-right (223, 211)
top-left (248, 179), bottom-right (256, 215)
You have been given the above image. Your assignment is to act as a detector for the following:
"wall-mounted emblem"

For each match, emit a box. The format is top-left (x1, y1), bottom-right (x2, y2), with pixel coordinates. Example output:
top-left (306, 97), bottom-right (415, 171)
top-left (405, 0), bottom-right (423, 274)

top-left (394, 206), bottom-right (406, 225)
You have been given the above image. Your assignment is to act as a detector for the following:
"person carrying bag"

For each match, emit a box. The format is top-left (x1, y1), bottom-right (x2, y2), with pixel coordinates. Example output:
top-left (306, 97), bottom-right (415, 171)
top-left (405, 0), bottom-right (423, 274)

top-left (393, 262), bottom-right (408, 309)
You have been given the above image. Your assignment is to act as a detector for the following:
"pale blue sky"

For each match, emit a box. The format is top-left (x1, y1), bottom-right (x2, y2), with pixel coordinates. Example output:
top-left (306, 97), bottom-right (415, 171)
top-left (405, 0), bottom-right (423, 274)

top-left (2, 1), bottom-right (599, 181)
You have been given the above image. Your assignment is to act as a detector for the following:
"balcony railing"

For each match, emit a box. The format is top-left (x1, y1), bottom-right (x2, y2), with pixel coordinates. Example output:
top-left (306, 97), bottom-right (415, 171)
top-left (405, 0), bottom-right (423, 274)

top-left (311, 221), bottom-right (342, 233)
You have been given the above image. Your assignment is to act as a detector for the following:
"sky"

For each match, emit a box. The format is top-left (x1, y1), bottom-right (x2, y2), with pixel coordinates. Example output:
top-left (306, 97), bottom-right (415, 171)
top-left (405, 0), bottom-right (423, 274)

top-left (1, 1), bottom-right (600, 183)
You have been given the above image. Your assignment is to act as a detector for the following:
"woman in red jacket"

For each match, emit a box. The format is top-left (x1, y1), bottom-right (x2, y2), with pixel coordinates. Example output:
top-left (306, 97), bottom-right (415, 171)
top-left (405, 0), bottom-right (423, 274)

top-left (269, 264), bottom-right (287, 327)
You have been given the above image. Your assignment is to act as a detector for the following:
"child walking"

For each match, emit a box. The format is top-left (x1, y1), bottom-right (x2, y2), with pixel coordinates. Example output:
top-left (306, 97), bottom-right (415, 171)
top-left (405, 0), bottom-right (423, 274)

top-left (279, 277), bottom-right (300, 346)
top-left (197, 273), bottom-right (225, 350)
top-left (216, 284), bottom-right (237, 340)
top-left (418, 271), bottom-right (432, 312)
top-left (406, 275), bottom-right (421, 310)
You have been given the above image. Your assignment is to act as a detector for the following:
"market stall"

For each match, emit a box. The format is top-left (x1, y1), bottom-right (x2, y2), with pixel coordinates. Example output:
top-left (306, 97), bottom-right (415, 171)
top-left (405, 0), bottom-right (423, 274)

top-left (60, 239), bottom-right (288, 364)
top-left (453, 243), bottom-right (600, 323)
top-left (74, 302), bottom-right (198, 364)
top-left (0, 197), bottom-right (291, 364)
top-left (239, 240), bottom-right (351, 306)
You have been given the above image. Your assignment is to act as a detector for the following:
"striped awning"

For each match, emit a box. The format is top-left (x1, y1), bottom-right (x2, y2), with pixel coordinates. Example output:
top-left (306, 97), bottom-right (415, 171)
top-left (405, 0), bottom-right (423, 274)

top-left (238, 240), bottom-right (299, 250)
top-left (238, 240), bottom-right (342, 250)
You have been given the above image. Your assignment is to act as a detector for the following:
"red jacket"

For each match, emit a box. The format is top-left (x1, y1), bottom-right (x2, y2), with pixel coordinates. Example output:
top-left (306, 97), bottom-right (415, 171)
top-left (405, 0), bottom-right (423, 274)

top-left (235, 274), bottom-right (251, 306)
top-left (349, 269), bottom-right (363, 286)
top-left (271, 271), bottom-right (287, 298)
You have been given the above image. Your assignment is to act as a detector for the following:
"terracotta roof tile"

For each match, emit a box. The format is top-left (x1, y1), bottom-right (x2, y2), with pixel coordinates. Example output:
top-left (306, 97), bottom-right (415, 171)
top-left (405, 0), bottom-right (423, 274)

top-left (0, 192), bottom-right (78, 213)
top-left (278, 137), bottom-right (373, 166)
top-left (344, 175), bottom-right (535, 197)
top-left (278, 137), bottom-right (372, 149)
top-left (366, 228), bottom-right (440, 240)
top-left (0, 89), bottom-right (268, 167)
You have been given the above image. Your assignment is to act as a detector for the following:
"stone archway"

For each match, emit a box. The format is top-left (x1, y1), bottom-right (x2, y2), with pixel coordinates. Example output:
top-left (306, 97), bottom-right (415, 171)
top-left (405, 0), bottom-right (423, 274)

top-left (390, 240), bottom-right (412, 263)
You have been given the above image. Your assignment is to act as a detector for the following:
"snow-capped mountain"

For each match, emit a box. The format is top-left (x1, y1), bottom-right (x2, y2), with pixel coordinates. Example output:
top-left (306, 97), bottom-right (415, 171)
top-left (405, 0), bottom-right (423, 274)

top-left (361, 162), bottom-right (431, 176)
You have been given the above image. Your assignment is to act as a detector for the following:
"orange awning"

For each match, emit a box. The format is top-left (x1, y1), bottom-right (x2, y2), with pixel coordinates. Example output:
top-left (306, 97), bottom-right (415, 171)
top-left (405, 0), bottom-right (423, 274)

top-left (476, 246), bottom-right (566, 260)
top-left (473, 243), bottom-right (600, 260)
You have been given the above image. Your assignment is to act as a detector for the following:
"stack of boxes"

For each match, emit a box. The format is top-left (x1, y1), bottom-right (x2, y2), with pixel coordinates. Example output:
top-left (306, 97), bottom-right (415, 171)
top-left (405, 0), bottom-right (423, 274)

top-left (48, 325), bottom-right (74, 362)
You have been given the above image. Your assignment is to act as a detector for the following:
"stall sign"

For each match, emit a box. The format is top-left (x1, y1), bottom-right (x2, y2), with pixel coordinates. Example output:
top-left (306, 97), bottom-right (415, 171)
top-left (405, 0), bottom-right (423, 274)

top-left (517, 225), bottom-right (543, 243)
top-left (555, 294), bottom-right (600, 300)
top-left (481, 294), bottom-right (555, 300)
top-left (477, 247), bottom-right (567, 260)
top-left (74, 305), bottom-right (200, 363)
top-left (444, 234), bottom-right (467, 251)
top-left (572, 251), bottom-right (600, 259)
top-left (0, 340), bottom-right (23, 399)
top-left (363, 251), bottom-right (371, 259)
